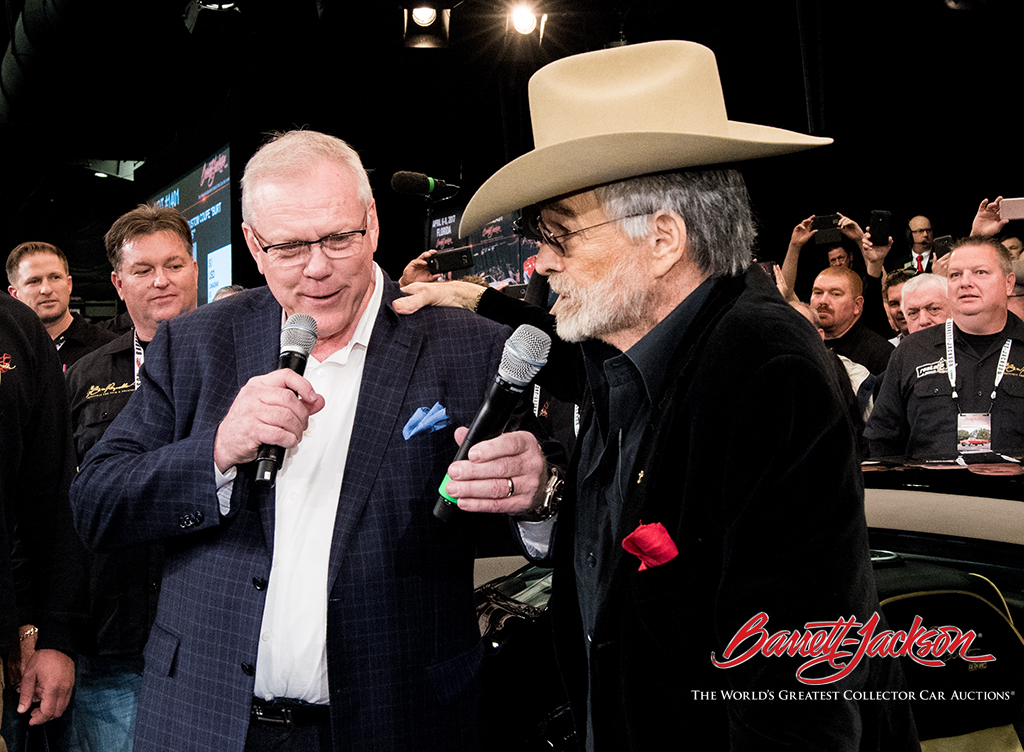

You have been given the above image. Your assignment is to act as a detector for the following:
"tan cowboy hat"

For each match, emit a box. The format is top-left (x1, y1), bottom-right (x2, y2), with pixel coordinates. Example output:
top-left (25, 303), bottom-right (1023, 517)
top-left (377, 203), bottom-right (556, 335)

top-left (459, 40), bottom-right (831, 236)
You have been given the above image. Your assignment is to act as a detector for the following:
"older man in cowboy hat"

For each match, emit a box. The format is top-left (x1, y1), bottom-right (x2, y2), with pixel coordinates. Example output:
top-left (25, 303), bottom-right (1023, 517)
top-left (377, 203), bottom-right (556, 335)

top-left (399, 40), bottom-right (917, 751)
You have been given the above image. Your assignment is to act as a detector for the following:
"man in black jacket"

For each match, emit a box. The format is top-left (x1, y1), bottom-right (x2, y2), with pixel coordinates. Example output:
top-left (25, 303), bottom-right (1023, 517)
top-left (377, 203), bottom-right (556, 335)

top-left (63, 204), bottom-right (198, 752)
top-left (6, 242), bottom-right (116, 370)
top-left (867, 236), bottom-right (1024, 460)
top-left (0, 291), bottom-right (84, 747)
top-left (401, 40), bottom-right (918, 751)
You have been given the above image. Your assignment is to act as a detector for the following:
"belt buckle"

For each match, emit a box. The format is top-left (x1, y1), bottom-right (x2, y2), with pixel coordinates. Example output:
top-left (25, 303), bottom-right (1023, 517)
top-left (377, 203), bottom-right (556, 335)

top-left (252, 702), bottom-right (291, 727)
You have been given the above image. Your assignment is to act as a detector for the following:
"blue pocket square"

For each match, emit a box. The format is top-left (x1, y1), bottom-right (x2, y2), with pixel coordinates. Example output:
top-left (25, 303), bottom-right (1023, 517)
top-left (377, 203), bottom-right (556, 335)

top-left (403, 402), bottom-right (449, 439)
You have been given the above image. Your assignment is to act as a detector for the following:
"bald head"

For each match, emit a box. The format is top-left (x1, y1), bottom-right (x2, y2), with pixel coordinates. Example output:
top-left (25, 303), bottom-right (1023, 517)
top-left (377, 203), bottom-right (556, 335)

top-left (810, 267), bottom-right (864, 339)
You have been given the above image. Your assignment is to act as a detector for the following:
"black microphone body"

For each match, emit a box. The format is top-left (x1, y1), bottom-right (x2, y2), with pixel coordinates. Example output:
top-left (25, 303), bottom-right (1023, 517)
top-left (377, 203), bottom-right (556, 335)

top-left (434, 376), bottom-right (525, 521)
top-left (255, 313), bottom-right (318, 486)
top-left (254, 350), bottom-right (311, 484)
top-left (434, 324), bottom-right (551, 521)
top-left (450, 377), bottom-right (524, 462)
top-left (391, 170), bottom-right (460, 200)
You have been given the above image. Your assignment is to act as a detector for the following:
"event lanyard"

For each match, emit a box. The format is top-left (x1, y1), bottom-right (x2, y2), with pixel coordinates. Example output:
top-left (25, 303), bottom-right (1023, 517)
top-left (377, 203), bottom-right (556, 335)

top-left (133, 330), bottom-right (145, 390)
top-left (944, 318), bottom-right (1012, 412)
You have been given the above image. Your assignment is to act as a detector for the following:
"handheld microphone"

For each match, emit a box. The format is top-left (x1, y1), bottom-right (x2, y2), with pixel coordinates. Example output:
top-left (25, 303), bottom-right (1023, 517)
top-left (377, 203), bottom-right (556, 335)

top-left (255, 313), bottom-right (318, 486)
top-left (434, 324), bottom-right (551, 521)
top-left (391, 171), bottom-right (460, 200)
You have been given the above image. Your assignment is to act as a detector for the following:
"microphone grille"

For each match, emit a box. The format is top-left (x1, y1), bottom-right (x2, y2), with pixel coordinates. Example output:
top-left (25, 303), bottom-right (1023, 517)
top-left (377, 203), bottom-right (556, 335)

top-left (391, 171), bottom-right (431, 196)
top-left (280, 313), bottom-right (318, 356)
top-left (498, 324), bottom-right (551, 386)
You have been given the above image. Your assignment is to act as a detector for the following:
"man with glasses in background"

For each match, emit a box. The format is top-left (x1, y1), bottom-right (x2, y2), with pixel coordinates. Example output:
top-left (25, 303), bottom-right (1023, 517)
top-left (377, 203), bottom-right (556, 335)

top-left (69, 130), bottom-right (557, 752)
top-left (904, 215), bottom-right (936, 272)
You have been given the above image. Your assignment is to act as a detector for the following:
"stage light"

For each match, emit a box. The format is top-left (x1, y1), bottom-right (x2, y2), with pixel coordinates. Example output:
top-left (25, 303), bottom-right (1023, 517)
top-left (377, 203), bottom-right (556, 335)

top-left (511, 5), bottom-right (537, 34)
top-left (411, 7), bottom-right (437, 26)
top-left (403, 7), bottom-right (450, 48)
top-left (183, 0), bottom-right (241, 34)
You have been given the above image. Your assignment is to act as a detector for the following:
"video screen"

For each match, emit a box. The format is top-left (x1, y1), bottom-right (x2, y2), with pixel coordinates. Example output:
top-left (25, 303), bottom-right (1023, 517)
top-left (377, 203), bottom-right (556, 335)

top-left (149, 144), bottom-right (232, 305)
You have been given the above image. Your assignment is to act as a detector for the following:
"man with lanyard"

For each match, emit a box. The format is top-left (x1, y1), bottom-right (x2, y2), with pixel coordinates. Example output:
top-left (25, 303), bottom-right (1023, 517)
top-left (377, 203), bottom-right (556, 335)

top-left (63, 204), bottom-right (198, 752)
top-left (867, 236), bottom-right (1024, 460)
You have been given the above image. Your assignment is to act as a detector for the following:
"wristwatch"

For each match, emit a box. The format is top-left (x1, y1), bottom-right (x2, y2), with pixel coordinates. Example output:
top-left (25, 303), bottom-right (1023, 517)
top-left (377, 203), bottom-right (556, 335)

top-left (519, 466), bottom-right (562, 522)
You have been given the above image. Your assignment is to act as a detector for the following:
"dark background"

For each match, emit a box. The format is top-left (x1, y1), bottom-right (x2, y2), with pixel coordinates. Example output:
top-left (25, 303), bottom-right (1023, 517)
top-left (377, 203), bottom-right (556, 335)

top-left (1, 0), bottom-right (1021, 309)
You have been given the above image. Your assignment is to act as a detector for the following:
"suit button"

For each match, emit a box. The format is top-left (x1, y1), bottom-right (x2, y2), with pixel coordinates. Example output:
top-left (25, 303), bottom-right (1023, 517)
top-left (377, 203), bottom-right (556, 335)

top-left (178, 515), bottom-right (192, 528)
top-left (150, 581), bottom-right (160, 593)
top-left (587, 552), bottom-right (596, 568)
top-left (194, 510), bottom-right (204, 524)
top-left (241, 663), bottom-right (255, 676)
top-left (253, 577), bottom-right (267, 591)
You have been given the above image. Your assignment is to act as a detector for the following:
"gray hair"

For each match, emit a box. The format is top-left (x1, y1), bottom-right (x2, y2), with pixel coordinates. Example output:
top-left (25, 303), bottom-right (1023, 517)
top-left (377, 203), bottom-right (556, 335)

top-left (241, 130), bottom-right (373, 226)
top-left (900, 272), bottom-right (946, 302)
top-left (594, 168), bottom-right (756, 277)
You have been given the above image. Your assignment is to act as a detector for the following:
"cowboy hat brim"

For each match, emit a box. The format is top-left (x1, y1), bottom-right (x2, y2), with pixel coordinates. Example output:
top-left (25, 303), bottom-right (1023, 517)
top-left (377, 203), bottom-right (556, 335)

top-left (460, 126), bottom-right (831, 237)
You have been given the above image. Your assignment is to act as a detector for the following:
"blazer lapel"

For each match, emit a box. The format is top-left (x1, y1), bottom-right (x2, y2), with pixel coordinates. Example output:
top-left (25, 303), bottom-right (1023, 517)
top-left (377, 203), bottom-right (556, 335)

top-left (234, 288), bottom-right (282, 546)
top-left (327, 290), bottom-right (422, 591)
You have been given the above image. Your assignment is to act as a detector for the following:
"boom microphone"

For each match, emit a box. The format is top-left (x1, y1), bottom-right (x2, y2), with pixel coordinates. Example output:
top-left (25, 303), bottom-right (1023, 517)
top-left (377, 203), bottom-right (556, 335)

top-left (434, 324), bottom-right (551, 521)
top-left (391, 171), bottom-right (460, 199)
top-left (255, 313), bottom-right (318, 486)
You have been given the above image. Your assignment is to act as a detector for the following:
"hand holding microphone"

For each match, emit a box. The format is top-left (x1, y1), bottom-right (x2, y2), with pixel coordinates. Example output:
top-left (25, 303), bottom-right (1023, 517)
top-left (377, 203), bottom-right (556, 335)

top-left (435, 325), bottom-right (551, 521)
top-left (213, 314), bottom-right (324, 480)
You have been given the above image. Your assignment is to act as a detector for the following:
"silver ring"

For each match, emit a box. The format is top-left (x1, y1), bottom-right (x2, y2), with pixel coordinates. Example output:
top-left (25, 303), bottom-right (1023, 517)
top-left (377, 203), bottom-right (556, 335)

top-left (505, 477), bottom-right (515, 498)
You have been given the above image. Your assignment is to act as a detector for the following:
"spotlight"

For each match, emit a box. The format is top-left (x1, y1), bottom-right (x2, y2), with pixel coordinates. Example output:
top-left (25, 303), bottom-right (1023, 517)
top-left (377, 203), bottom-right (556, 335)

top-left (403, 7), bottom-right (451, 48)
top-left (511, 6), bottom-right (537, 34)
top-left (506, 4), bottom-right (547, 46)
top-left (183, 0), bottom-right (241, 34)
top-left (411, 7), bottom-right (437, 26)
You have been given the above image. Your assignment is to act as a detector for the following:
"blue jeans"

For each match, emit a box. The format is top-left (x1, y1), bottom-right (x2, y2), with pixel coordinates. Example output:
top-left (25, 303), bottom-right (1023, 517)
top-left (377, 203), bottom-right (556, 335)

top-left (65, 655), bottom-right (143, 752)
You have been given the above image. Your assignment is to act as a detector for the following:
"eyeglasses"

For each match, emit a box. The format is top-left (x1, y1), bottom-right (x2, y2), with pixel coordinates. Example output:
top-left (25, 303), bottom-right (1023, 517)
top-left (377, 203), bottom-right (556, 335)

top-left (513, 205), bottom-right (650, 256)
top-left (252, 212), bottom-right (368, 266)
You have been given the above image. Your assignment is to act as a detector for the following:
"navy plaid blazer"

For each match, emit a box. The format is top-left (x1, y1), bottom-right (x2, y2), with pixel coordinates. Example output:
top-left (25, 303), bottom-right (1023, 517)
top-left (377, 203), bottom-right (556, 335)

top-left (70, 278), bottom-right (518, 752)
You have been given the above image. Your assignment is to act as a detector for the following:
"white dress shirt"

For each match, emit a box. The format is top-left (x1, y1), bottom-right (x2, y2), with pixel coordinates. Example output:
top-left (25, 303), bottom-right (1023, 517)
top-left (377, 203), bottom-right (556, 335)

top-left (224, 265), bottom-right (385, 703)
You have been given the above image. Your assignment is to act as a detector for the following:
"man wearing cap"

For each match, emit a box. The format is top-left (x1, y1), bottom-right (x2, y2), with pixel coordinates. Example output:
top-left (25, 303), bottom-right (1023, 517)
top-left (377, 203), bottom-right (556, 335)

top-left (400, 39), bottom-right (916, 751)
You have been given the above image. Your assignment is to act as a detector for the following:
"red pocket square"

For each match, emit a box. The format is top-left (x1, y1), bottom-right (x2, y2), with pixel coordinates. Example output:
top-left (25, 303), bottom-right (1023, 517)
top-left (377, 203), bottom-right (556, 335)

top-left (622, 522), bottom-right (679, 571)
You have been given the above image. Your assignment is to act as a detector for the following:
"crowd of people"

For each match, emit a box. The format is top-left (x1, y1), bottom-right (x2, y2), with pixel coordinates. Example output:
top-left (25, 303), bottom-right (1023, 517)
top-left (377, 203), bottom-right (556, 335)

top-left (774, 197), bottom-right (1024, 463)
top-left (1, 36), bottom-right (1015, 752)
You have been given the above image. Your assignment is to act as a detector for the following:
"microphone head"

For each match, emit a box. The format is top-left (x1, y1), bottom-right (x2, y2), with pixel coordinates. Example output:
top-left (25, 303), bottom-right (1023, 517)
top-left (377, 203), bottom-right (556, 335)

top-left (498, 325), bottom-right (551, 387)
top-left (392, 171), bottom-right (432, 196)
top-left (281, 313), bottom-right (318, 356)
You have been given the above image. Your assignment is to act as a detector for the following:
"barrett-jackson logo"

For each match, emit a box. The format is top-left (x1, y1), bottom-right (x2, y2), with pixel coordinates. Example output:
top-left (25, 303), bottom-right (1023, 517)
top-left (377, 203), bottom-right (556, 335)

top-left (711, 612), bottom-right (993, 685)
top-left (201, 153), bottom-right (228, 190)
top-left (916, 358), bottom-right (948, 379)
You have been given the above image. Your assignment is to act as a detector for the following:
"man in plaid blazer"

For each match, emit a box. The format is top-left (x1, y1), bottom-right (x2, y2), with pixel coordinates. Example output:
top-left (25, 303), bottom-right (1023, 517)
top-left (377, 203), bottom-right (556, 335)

top-left (69, 131), bottom-right (554, 752)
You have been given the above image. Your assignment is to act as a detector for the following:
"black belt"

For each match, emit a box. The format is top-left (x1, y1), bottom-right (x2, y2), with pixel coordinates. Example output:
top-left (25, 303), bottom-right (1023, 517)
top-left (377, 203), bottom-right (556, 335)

top-left (251, 697), bottom-right (330, 727)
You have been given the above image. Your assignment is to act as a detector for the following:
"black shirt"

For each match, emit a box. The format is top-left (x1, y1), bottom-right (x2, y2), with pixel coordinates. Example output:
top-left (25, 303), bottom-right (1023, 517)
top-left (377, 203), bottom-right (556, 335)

top-left (827, 318), bottom-right (894, 375)
top-left (65, 330), bottom-right (163, 655)
top-left (55, 313), bottom-right (118, 370)
top-left (574, 278), bottom-right (712, 748)
top-left (866, 314), bottom-right (1024, 459)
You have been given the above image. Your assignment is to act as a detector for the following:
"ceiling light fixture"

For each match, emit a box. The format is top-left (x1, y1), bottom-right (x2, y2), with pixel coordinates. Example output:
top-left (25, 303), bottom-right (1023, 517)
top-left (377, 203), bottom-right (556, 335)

top-left (403, 7), bottom-right (451, 48)
top-left (183, 0), bottom-right (241, 34)
top-left (411, 7), bottom-right (437, 26)
top-left (511, 5), bottom-right (537, 34)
